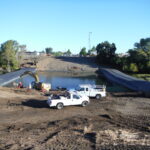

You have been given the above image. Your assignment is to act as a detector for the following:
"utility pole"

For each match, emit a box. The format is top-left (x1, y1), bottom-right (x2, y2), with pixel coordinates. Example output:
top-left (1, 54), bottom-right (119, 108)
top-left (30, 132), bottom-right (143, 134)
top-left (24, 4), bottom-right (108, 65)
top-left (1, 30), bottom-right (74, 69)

top-left (88, 32), bottom-right (92, 51)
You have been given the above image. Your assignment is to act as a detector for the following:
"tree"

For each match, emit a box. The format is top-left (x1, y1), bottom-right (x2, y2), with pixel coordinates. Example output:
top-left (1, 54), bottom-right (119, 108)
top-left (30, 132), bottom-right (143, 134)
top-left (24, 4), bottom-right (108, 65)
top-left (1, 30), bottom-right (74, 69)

top-left (19, 45), bottom-right (27, 52)
top-left (64, 49), bottom-right (72, 56)
top-left (123, 63), bottom-right (138, 73)
top-left (96, 41), bottom-right (116, 65)
top-left (66, 49), bottom-right (71, 56)
top-left (0, 40), bottom-right (19, 72)
top-left (53, 51), bottom-right (63, 56)
top-left (18, 45), bottom-right (27, 65)
top-left (127, 37), bottom-right (150, 72)
top-left (88, 46), bottom-right (96, 56)
top-left (79, 47), bottom-right (87, 56)
top-left (45, 47), bottom-right (53, 55)
top-left (134, 38), bottom-right (150, 50)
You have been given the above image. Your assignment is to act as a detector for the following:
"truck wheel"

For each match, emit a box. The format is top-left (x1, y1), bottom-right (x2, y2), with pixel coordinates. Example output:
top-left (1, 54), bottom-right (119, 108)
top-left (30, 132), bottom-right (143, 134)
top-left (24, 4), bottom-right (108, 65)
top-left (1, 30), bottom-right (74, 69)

top-left (96, 94), bottom-right (101, 100)
top-left (56, 103), bottom-right (64, 109)
top-left (82, 101), bottom-right (88, 107)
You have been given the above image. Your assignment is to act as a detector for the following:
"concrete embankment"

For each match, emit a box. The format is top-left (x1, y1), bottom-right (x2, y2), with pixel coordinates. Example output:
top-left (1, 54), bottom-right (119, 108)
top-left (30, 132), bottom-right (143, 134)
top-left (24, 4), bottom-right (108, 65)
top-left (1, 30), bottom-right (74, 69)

top-left (100, 68), bottom-right (150, 96)
top-left (0, 68), bottom-right (35, 86)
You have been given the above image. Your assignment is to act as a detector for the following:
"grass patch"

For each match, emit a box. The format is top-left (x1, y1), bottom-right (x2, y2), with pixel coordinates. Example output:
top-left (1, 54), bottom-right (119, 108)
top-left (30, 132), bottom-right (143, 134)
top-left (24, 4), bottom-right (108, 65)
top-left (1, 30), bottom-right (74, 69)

top-left (131, 74), bottom-right (150, 81)
top-left (0, 70), bottom-right (3, 75)
top-left (0, 69), bottom-right (8, 75)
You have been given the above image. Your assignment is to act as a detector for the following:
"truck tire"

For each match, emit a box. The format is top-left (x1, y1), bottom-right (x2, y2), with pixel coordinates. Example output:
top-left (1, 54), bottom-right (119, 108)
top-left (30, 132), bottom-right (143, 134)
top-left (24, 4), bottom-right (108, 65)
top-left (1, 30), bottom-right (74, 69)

top-left (56, 103), bottom-right (64, 109)
top-left (96, 94), bottom-right (101, 100)
top-left (82, 101), bottom-right (89, 107)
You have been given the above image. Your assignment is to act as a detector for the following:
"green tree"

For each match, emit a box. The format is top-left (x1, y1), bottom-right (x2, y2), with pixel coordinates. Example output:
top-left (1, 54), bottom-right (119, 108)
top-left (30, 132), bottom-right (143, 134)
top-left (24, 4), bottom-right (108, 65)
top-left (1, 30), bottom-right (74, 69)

top-left (0, 40), bottom-right (19, 72)
top-left (18, 45), bottom-right (27, 65)
top-left (88, 46), bottom-right (96, 56)
top-left (19, 45), bottom-right (27, 52)
top-left (123, 63), bottom-right (138, 73)
top-left (0, 51), bottom-right (2, 67)
top-left (96, 41), bottom-right (116, 65)
top-left (113, 55), bottom-right (127, 70)
top-left (129, 63), bottom-right (139, 72)
top-left (127, 37), bottom-right (150, 72)
top-left (53, 51), bottom-right (63, 56)
top-left (79, 47), bottom-right (87, 56)
top-left (66, 49), bottom-right (71, 56)
top-left (45, 47), bottom-right (53, 55)
top-left (64, 49), bottom-right (72, 56)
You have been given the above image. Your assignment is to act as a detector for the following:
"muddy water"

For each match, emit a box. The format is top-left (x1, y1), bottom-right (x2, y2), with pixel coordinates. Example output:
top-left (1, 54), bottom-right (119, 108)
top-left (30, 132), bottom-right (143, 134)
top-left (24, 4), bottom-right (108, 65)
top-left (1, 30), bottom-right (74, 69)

top-left (7, 71), bottom-right (130, 92)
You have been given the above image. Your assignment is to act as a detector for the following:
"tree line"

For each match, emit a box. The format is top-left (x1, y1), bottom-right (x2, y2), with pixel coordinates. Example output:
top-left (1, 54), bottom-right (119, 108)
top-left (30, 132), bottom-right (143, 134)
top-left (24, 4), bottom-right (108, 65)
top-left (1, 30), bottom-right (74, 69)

top-left (95, 38), bottom-right (150, 73)
top-left (1, 38), bottom-right (150, 73)
top-left (0, 40), bottom-right (73, 73)
top-left (45, 47), bottom-right (72, 57)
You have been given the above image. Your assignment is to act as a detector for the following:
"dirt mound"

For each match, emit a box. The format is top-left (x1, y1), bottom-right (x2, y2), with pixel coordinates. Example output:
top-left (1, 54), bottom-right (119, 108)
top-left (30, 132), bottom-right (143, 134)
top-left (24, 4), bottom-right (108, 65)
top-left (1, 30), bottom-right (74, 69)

top-left (0, 115), bottom-right (150, 150)
top-left (0, 88), bottom-right (150, 149)
top-left (37, 56), bottom-right (99, 72)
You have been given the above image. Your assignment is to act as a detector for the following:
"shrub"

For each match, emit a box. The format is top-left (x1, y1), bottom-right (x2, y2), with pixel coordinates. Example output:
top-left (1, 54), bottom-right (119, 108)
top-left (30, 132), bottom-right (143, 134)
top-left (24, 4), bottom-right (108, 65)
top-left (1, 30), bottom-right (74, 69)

top-left (129, 63), bottom-right (139, 72)
top-left (123, 63), bottom-right (139, 73)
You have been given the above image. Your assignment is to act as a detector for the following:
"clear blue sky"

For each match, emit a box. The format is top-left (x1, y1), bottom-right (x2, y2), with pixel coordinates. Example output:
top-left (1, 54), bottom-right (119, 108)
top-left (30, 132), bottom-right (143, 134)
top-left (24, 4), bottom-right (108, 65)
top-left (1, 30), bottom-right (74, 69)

top-left (0, 0), bottom-right (150, 54)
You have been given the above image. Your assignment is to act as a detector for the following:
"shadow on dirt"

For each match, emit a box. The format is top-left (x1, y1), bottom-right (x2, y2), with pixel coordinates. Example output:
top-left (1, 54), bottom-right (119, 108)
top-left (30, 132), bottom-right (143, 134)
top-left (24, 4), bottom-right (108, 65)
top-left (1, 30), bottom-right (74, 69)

top-left (111, 92), bottom-right (145, 98)
top-left (84, 132), bottom-right (96, 149)
top-left (99, 114), bottom-right (112, 119)
top-left (22, 99), bottom-right (49, 109)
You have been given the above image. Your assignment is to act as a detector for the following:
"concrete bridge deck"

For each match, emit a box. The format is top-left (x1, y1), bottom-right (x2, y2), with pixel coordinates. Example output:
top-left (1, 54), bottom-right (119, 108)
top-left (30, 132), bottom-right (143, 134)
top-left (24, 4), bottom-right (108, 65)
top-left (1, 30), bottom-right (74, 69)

top-left (0, 68), bottom-right (35, 86)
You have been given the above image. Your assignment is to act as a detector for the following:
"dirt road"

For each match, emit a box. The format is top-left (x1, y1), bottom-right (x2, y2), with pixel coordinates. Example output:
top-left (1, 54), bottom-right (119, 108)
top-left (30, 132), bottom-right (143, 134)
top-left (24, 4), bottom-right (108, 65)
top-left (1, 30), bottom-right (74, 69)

top-left (0, 87), bottom-right (150, 149)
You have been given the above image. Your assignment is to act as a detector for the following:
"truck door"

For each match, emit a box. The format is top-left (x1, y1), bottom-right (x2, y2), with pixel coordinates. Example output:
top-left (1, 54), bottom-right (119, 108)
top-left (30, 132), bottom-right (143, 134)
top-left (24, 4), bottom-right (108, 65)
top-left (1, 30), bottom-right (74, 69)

top-left (65, 94), bottom-right (72, 106)
top-left (72, 94), bottom-right (82, 105)
top-left (78, 88), bottom-right (85, 95)
top-left (85, 88), bottom-right (90, 96)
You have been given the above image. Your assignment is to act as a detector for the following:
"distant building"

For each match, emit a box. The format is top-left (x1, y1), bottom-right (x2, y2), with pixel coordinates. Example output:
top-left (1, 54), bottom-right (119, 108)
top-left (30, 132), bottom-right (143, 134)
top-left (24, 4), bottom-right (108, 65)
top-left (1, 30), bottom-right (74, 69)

top-left (71, 54), bottom-right (79, 57)
top-left (89, 51), bottom-right (97, 56)
top-left (117, 53), bottom-right (129, 58)
top-left (63, 53), bottom-right (72, 57)
top-left (39, 51), bottom-right (46, 56)
top-left (18, 51), bottom-right (39, 59)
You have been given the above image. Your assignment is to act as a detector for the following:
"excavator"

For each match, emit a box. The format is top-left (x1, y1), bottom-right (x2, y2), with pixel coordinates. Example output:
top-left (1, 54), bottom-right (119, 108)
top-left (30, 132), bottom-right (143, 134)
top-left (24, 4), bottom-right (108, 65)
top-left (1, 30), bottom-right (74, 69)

top-left (20, 71), bottom-right (51, 91)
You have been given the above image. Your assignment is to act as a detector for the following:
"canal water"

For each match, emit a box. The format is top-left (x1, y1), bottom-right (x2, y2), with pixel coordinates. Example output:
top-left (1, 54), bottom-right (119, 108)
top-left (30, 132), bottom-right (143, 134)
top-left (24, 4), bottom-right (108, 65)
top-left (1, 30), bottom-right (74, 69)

top-left (7, 71), bottom-right (130, 92)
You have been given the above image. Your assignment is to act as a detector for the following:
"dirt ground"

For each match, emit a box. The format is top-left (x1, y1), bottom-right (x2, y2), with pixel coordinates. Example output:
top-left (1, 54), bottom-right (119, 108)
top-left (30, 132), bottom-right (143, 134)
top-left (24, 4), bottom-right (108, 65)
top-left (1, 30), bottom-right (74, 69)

top-left (0, 87), bottom-right (150, 150)
top-left (36, 56), bottom-right (99, 72)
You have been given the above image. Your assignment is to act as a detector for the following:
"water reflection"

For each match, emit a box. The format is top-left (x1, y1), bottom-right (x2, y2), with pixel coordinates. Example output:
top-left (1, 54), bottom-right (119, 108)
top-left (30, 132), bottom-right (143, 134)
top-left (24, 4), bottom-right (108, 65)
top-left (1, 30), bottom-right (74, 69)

top-left (38, 72), bottom-right (98, 89)
top-left (7, 71), bottom-right (130, 92)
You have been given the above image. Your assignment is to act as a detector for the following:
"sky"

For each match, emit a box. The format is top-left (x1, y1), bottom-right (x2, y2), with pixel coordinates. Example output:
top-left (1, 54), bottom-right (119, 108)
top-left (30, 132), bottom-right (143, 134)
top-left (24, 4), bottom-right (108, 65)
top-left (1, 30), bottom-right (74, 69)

top-left (0, 0), bottom-right (150, 54)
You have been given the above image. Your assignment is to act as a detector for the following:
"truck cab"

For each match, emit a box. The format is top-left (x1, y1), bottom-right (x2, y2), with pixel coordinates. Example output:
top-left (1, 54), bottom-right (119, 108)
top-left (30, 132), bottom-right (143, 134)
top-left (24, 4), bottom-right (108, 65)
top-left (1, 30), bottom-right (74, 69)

top-left (47, 91), bottom-right (89, 109)
top-left (75, 84), bottom-right (106, 99)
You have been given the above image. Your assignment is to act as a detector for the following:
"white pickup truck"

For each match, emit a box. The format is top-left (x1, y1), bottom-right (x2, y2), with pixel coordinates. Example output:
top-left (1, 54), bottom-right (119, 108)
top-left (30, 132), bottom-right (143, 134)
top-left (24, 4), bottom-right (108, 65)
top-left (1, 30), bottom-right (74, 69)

top-left (47, 92), bottom-right (89, 109)
top-left (72, 84), bottom-right (106, 99)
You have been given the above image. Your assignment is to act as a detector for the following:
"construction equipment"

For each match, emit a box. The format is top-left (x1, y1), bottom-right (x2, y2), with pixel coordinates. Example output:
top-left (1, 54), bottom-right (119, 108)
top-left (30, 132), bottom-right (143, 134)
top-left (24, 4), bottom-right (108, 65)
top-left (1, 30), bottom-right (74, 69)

top-left (20, 71), bottom-right (51, 91)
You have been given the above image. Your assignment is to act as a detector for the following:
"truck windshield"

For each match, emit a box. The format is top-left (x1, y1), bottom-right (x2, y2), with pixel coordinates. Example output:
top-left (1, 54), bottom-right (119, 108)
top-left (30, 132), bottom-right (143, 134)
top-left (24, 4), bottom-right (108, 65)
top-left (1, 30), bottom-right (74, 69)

top-left (77, 88), bottom-right (84, 91)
